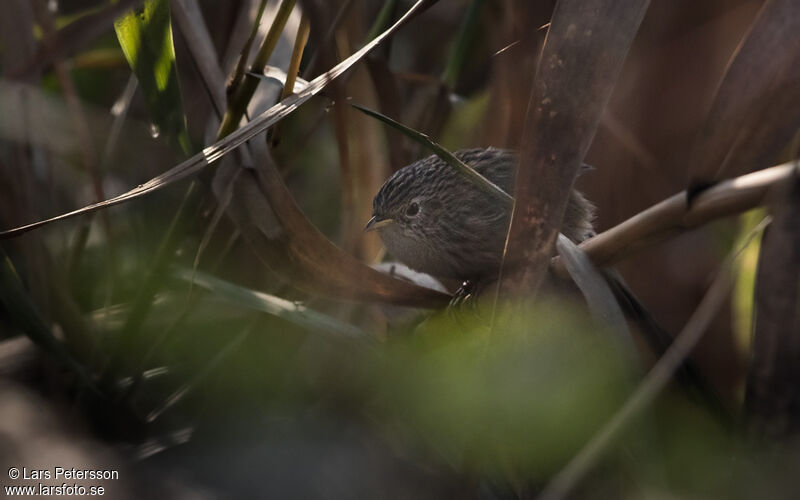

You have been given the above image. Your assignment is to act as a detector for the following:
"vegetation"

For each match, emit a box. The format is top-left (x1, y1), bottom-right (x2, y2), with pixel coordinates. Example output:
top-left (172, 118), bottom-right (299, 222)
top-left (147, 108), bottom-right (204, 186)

top-left (0, 0), bottom-right (798, 498)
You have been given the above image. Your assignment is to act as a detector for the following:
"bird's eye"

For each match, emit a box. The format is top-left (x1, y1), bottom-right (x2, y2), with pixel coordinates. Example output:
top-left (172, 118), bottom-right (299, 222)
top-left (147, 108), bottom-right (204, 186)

top-left (405, 202), bottom-right (420, 217)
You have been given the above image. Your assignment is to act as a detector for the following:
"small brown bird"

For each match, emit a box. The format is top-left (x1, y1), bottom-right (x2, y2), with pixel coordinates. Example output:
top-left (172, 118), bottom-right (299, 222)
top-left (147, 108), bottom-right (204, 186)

top-left (365, 147), bottom-right (596, 284)
top-left (365, 148), bottom-right (727, 418)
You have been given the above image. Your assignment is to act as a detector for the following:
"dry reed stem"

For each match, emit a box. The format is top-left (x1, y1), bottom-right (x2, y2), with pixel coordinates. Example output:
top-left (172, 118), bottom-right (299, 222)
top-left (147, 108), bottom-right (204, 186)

top-left (552, 162), bottom-right (798, 276)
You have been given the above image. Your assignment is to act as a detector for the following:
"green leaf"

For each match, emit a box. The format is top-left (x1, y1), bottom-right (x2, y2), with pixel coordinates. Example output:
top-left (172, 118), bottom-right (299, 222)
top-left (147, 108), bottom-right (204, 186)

top-left (114, 0), bottom-right (190, 153)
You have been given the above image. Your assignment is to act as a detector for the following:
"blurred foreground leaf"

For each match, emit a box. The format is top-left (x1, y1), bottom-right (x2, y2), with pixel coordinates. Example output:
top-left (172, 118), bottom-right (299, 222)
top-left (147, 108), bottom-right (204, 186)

top-left (732, 209), bottom-right (766, 351)
top-left (367, 303), bottom-right (631, 479)
top-left (114, 0), bottom-right (190, 153)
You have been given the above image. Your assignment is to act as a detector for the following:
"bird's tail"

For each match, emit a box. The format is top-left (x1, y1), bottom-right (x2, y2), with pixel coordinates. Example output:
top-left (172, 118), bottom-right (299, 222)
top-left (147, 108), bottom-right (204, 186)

top-left (604, 269), bottom-right (732, 426)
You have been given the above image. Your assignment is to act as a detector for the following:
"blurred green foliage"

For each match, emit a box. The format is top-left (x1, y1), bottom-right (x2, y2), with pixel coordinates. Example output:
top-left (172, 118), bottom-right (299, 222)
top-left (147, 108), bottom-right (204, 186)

top-left (1, 0), bottom-right (798, 497)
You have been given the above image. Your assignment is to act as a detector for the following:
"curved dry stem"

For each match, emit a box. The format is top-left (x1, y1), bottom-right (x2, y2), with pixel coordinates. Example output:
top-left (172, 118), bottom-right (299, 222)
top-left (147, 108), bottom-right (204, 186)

top-left (552, 161), bottom-right (798, 276)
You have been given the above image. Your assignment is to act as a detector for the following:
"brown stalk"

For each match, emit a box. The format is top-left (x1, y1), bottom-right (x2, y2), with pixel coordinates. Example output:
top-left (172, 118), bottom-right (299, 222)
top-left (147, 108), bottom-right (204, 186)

top-left (33, 2), bottom-right (104, 200)
top-left (365, 58), bottom-right (412, 168)
top-left (228, 0), bottom-right (269, 98)
top-left (330, 27), bottom-right (361, 255)
top-left (499, 0), bottom-right (651, 299)
top-left (744, 171), bottom-right (800, 439)
top-left (688, 0), bottom-right (800, 183)
top-left (269, 11), bottom-right (310, 147)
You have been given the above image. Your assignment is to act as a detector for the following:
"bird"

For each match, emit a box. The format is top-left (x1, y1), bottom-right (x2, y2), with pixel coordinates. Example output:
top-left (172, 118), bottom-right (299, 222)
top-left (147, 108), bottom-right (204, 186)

top-left (364, 147), bottom-right (596, 284)
top-left (366, 147), bottom-right (729, 421)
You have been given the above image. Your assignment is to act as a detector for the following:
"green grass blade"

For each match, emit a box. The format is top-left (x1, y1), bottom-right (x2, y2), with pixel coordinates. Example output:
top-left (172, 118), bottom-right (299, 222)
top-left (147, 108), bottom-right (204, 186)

top-left (114, 0), bottom-right (191, 153)
top-left (172, 268), bottom-right (369, 340)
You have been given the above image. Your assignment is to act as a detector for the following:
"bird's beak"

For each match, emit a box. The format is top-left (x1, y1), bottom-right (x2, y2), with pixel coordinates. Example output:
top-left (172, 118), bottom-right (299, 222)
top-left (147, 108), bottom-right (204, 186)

top-left (364, 215), bottom-right (393, 232)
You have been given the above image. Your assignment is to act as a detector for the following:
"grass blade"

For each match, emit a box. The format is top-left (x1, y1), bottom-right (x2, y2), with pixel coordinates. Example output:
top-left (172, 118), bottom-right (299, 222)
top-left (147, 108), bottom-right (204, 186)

top-left (114, 0), bottom-right (191, 153)
top-left (218, 0), bottom-right (296, 138)
top-left (172, 268), bottom-right (368, 340)
top-left (351, 103), bottom-right (513, 206)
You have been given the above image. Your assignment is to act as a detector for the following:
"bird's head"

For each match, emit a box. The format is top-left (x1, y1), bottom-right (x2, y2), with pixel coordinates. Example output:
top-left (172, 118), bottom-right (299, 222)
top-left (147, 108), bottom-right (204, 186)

top-left (365, 164), bottom-right (446, 240)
